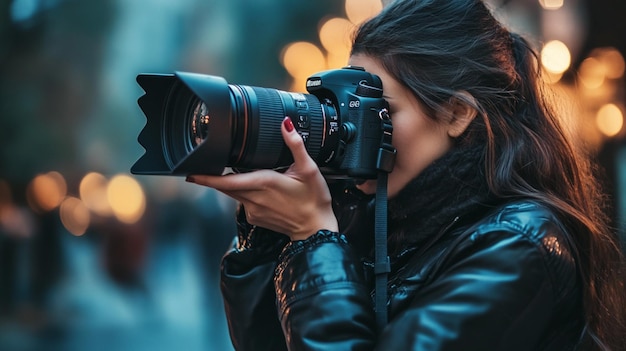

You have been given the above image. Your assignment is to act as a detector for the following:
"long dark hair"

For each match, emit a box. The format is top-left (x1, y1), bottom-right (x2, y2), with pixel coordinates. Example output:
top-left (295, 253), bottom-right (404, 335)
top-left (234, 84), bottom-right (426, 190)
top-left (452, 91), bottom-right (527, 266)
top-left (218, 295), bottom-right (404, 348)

top-left (352, 0), bottom-right (626, 349)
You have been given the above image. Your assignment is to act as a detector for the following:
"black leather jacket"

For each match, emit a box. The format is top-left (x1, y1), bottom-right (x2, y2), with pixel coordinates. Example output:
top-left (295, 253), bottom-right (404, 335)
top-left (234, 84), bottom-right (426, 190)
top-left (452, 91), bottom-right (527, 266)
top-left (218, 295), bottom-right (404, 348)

top-left (220, 200), bottom-right (583, 350)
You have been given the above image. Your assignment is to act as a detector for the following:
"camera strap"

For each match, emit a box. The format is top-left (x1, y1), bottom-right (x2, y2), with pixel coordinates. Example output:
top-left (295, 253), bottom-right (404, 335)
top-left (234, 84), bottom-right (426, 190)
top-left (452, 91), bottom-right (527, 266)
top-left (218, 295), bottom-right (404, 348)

top-left (374, 109), bottom-right (395, 332)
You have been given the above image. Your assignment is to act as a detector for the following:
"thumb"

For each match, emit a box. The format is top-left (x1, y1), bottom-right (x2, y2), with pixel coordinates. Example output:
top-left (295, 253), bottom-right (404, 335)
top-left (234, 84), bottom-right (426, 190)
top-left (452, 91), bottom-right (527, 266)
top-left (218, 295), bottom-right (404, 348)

top-left (282, 117), bottom-right (314, 166)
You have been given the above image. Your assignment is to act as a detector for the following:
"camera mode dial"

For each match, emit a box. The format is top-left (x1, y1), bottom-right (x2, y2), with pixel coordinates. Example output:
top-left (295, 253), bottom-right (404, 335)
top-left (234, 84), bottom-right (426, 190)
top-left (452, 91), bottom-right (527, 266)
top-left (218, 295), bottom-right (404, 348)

top-left (355, 80), bottom-right (383, 98)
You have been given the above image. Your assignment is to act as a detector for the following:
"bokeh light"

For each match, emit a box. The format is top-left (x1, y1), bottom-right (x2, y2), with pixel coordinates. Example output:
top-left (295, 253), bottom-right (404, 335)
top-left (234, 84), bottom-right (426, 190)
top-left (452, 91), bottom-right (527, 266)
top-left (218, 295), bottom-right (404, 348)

top-left (596, 104), bottom-right (624, 137)
top-left (538, 0), bottom-right (564, 10)
top-left (79, 172), bottom-right (113, 216)
top-left (281, 41), bottom-right (326, 91)
top-left (59, 196), bottom-right (90, 236)
top-left (593, 47), bottom-right (625, 79)
top-left (541, 40), bottom-right (571, 74)
top-left (0, 205), bottom-right (35, 238)
top-left (319, 17), bottom-right (354, 69)
top-left (26, 171), bottom-right (67, 212)
top-left (579, 57), bottom-right (606, 90)
top-left (345, 0), bottom-right (383, 25)
top-left (107, 174), bottom-right (146, 224)
top-left (280, 0), bottom-right (385, 92)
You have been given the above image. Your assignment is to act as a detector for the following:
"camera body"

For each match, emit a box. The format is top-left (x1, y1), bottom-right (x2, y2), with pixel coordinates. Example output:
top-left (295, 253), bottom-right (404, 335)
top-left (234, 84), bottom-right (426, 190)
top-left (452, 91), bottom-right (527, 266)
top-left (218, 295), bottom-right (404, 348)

top-left (298, 66), bottom-right (389, 179)
top-left (131, 66), bottom-right (391, 180)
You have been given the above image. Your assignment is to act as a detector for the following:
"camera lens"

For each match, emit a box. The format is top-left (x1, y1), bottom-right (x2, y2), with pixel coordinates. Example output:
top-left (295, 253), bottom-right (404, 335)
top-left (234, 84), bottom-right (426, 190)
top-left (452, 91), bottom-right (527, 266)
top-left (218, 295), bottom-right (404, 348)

top-left (190, 100), bottom-right (210, 147)
top-left (134, 72), bottom-right (340, 176)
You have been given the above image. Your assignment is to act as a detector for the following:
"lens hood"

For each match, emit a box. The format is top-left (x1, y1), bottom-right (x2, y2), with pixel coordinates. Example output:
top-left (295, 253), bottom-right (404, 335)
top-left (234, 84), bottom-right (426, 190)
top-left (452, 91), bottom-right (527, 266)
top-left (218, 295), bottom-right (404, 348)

top-left (132, 72), bottom-right (233, 175)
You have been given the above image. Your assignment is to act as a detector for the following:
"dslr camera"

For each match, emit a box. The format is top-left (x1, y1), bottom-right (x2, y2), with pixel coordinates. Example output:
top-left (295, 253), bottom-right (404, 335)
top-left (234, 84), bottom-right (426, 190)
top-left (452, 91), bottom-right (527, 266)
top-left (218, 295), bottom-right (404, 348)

top-left (131, 66), bottom-right (394, 180)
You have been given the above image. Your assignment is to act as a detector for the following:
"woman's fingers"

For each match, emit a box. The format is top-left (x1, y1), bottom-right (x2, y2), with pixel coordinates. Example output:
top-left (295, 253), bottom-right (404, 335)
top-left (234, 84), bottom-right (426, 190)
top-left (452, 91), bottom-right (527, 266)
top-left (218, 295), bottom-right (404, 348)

top-left (186, 170), bottom-right (274, 192)
top-left (282, 117), bottom-right (317, 172)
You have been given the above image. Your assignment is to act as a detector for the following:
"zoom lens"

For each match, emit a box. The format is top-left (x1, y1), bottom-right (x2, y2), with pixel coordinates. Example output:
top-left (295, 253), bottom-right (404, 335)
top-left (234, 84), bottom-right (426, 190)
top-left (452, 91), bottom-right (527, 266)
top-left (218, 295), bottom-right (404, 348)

top-left (133, 72), bottom-right (340, 176)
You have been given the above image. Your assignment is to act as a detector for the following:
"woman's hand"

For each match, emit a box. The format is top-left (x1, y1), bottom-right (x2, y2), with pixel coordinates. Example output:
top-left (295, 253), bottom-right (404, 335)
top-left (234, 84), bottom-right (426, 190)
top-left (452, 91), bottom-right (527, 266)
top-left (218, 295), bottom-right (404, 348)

top-left (186, 117), bottom-right (339, 241)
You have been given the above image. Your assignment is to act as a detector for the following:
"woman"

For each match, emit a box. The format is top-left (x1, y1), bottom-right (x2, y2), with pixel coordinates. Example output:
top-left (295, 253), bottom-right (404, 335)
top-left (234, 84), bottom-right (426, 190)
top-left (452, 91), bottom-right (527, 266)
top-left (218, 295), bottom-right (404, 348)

top-left (186, 0), bottom-right (626, 349)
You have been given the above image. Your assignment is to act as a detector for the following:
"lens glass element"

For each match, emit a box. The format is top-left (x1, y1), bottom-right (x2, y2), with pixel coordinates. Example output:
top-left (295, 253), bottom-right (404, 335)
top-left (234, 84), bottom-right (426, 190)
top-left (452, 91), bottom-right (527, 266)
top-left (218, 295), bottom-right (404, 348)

top-left (191, 100), bottom-right (210, 147)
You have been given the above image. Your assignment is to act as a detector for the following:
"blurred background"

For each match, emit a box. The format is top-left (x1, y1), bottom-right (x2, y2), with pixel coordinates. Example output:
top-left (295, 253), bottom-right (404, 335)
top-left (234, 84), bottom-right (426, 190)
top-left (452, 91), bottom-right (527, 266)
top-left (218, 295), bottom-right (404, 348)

top-left (0, 0), bottom-right (624, 350)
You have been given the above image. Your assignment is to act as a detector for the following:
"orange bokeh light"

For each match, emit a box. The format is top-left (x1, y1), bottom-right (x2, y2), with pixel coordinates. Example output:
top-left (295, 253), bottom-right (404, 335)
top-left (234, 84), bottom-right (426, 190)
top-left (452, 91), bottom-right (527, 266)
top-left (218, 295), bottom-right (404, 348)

top-left (60, 196), bottom-right (90, 236)
top-left (107, 174), bottom-right (146, 224)
top-left (26, 171), bottom-right (67, 212)
top-left (80, 172), bottom-right (113, 216)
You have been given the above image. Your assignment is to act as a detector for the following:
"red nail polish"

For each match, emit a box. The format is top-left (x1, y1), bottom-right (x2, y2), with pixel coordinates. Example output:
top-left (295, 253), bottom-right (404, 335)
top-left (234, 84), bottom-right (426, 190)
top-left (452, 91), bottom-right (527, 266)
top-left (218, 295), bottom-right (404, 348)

top-left (284, 117), bottom-right (294, 132)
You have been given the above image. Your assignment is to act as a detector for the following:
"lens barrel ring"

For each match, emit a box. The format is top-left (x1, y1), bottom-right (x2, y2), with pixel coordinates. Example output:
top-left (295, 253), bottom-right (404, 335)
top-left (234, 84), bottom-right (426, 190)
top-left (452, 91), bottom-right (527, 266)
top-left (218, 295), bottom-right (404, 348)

top-left (302, 94), bottom-right (324, 160)
top-left (250, 87), bottom-right (287, 167)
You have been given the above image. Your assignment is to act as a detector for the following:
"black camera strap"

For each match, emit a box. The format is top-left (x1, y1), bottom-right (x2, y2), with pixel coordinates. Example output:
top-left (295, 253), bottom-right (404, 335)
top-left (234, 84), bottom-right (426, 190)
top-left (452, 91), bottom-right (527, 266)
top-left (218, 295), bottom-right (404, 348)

top-left (374, 109), bottom-right (395, 332)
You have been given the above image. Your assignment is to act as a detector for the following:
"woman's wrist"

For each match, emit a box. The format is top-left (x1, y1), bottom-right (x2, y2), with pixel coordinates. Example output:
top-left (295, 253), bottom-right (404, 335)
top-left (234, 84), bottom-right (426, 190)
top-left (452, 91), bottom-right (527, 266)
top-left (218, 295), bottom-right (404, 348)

top-left (287, 207), bottom-right (339, 241)
top-left (278, 229), bottom-right (348, 268)
top-left (290, 218), bottom-right (339, 241)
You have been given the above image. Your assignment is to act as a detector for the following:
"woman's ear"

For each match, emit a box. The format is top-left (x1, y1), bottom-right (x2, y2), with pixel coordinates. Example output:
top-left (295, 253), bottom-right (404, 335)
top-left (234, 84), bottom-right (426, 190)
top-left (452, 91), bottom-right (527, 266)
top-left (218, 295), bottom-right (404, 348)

top-left (442, 91), bottom-right (477, 138)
